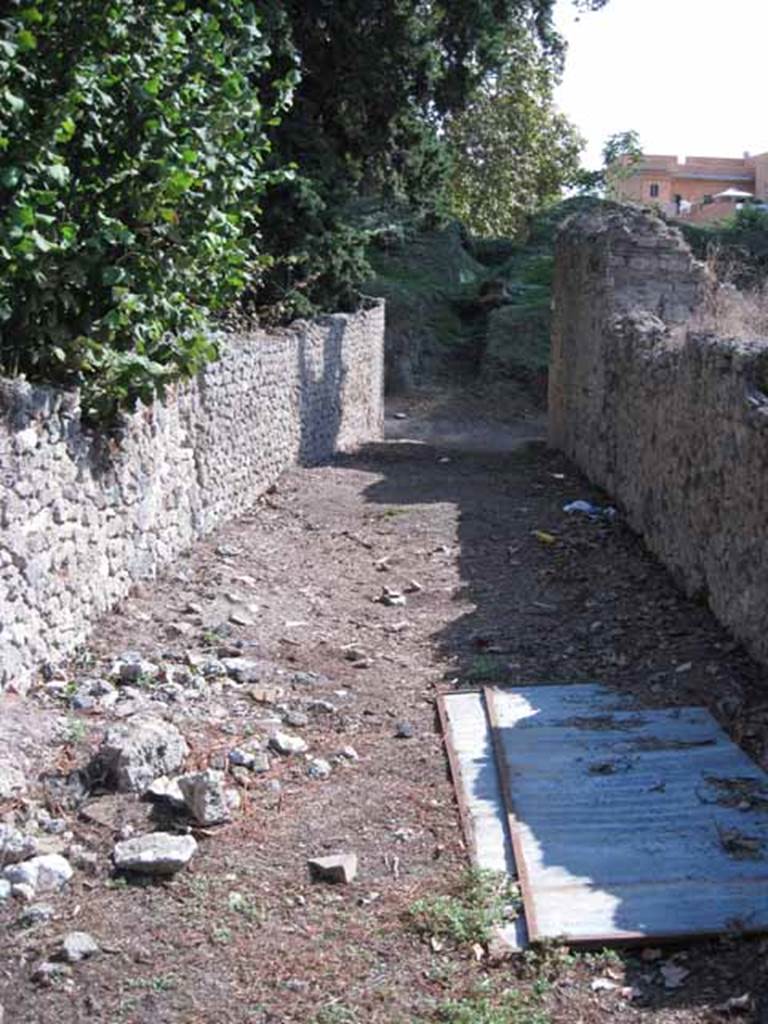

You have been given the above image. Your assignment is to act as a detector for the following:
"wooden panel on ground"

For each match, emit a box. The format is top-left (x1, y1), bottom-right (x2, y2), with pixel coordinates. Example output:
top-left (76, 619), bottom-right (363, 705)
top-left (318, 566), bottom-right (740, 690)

top-left (438, 690), bottom-right (528, 950)
top-left (484, 683), bottom-right (768, 944)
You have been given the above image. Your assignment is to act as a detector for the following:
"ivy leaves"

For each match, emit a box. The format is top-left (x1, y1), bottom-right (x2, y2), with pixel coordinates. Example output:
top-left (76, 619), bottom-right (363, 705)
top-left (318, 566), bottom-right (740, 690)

top-left (0, 0), bottom-right (295, 422)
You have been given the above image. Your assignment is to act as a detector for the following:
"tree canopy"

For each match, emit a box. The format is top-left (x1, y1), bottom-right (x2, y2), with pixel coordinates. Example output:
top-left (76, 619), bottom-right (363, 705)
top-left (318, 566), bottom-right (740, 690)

top-left (0, 0), bottom-right (609, 416)
top-left (444, 28), bottom-right (585, 237)
top-left (254, 0), bottom-right (605, 314)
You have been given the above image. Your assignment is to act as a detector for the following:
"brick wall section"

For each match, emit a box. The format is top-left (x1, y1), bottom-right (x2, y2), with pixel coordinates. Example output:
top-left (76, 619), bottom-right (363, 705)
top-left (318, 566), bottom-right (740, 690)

top-left (0, 302), bottom-right (384, 690)
top-left (549, 203), bottom-right (768, 665)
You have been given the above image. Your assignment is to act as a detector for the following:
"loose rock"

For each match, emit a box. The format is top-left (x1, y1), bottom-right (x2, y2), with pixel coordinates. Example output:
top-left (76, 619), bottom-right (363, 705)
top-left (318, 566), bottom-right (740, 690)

top-left (32, 961), bottom-right (72, 987)
top-left (0, 824), bottom-right (38, 866)
top-left (20, 903), bottom-right (54, 926)
top-left (99, 716), bottom-right (189, 793)
top-left (228, 747), bottom-right (256, 769)
top-left (112, 653), bottom-right (159, 685)
top-left (290, 671), bottom-right (332, 688)
top-left (60, 931), bottom-right (99, 963)
top-left (308, 853), bottom-right (358, 884)
top-left (395, 721), bottom-right (415, 739)
top-left (177, 770), bottom-right (231, 826)
top-left (3, 854), bottom-right (73, 894)
top-left (146, 775), bottom-right (186, 808)
top-left (307, 758), bottom-right (332, 779)
top-left (269, 731), bottom-right (308, 756)
top-left (112, 832), bottom-right (197, 876)
top-left (0, 758), bottom-right (27, 800)
top-left (223, 657), bottom-right (276, 684)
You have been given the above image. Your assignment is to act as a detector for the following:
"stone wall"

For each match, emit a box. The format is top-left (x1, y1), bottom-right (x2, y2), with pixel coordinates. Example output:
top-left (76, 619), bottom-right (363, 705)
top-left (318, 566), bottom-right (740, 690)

top-left (549, 203), bottom-right (768, 665)
top-left (0, 303), bottom-right (384, 690)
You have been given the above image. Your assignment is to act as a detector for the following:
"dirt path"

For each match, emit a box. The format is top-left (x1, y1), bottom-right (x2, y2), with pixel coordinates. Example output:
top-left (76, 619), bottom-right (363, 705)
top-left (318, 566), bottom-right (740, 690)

top-left (2, 397), bottom-right (768, 1024)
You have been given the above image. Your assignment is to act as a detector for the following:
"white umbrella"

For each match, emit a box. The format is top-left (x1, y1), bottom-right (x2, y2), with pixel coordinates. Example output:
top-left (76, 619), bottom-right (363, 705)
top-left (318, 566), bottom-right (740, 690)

top-left (713, 187), bottom-right (753, 199)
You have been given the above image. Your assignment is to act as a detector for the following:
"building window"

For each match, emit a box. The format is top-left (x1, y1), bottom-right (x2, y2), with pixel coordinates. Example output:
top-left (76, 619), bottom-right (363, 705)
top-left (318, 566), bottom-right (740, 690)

top-left (649, 183), bottom-right (660, 198)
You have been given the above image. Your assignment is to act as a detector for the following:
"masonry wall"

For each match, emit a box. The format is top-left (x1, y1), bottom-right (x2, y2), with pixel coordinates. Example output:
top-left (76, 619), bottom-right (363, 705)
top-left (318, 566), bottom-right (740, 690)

top-left (0, 302), bottom-right (384, 690)
top-left (549, 203), bottom-right (768, 665)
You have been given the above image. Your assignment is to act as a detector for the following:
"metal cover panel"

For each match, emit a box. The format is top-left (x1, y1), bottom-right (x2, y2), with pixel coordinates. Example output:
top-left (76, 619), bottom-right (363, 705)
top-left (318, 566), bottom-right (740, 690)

top-left (439, 691), bottom-right (528, 949)
top-left (485, 683), bottom-right (768, 944)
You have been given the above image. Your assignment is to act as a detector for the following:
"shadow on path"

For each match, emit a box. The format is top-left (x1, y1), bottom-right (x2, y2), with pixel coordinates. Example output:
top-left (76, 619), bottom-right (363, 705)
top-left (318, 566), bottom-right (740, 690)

top-left (333, 415), bottom-right (768, 1017)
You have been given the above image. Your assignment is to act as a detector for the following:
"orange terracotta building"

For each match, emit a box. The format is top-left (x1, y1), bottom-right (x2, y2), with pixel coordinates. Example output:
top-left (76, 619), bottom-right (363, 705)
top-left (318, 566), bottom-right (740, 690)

top-left (610, 152), bottom-right (768, 223)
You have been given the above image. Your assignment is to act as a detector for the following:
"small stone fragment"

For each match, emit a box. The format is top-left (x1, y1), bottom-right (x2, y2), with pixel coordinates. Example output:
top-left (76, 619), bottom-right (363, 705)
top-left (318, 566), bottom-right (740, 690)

top-left (377, 587), bottom-right (407, 607)
top-left (284, 710), bottom-right (309, 728)
top-left (343, 646), bottom-right (367, 662)
top-left (65, 844), bottom-right (99, 874)
top-left (167, 622), bottom-right (194, 639)
top-left (307, 758), bottom-right (332, 780)
top-left (338, 745), bottom-right (360, 762)
top-left (32, 961), bottom-right (72, 986)
top-left (112, 653), bottom-right (159, 685)
top-left (0, 824), bottom-right (38, 866)
top-left (177, 770), bottom-right (231, 826)
top-left (715, 994), bottom-right (751, 1014)
top-left (146, 775), bottom-right (186, 808)
top-left (308, 853), bottom-right (358, 884)
top-left (307, 699), bottom-right (336, 714)
top-left (249, 684), bottom-right (286, 705)
top-left (0, 880), bottom-right (10, 900)
top-left (250, 751), bottom-right (271, 774)
top-left (660, 963), bottom-right (690, 990)
top-left (591, 977), bottom-right (617, 992)
top-left (269, 732), bottom-right (308, 756)
top-left (20, 903), bottom-right (54, 926)
top-left (228, 748), bottom-right (255, 769)
top-left (112, 832), bottom-right (197, 876)
top-left (290, 671), bottom-right (332, 688)
top-left (3, 854), bottom-right (73, 894)
top-left (221, 657), bottom-right (274, 684)
top-left (229, 612), bottom-right (255, 627)
top-left (0, 759), bottom-right (28, 800)
top-left (60, 931), bottom-right (99, 963)
top-left (395, 721), bottom-right (415, 739)
top-left (70, 678), bottom-right (118, 711)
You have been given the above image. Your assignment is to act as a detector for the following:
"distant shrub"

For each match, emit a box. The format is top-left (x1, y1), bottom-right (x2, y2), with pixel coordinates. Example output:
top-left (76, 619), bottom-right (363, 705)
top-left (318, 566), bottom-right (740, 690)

top-left (0, 0), bottom-right (295, 421)
top-left (681, 205), bottom-right (768, 290)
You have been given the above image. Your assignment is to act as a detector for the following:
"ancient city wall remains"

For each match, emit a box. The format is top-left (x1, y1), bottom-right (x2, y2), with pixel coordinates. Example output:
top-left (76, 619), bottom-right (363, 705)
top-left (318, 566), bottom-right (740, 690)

top-left (0, 302), bottom-right (384, 690)
top-left (549, 203), bottom-right (768, 665)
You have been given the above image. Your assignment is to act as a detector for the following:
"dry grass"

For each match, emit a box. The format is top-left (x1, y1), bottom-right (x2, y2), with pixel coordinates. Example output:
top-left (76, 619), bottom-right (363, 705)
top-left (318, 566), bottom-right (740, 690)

top-left (691, 246), bottom-right (768, 339)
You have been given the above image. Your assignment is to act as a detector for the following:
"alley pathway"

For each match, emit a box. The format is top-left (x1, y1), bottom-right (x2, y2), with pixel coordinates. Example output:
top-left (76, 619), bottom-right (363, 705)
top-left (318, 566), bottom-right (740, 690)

top-left (3, 396), bottom-right (767, 1024)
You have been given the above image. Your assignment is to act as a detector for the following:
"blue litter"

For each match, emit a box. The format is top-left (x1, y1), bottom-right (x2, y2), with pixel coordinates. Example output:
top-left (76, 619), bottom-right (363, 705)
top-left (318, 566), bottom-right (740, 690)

top-left (563, 500), bottom-right (617, 521)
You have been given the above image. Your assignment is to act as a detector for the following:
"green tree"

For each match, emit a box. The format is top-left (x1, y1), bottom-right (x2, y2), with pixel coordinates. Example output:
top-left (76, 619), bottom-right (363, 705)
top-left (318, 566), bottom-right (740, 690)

top-left (444, 31), bottom-right (585, 237)
top-left (255, 0), bottom-right (609, 318)
top-left (573, 129), bottom-right (643, 196)
top-left (602, 129), bottom-right (643, 196)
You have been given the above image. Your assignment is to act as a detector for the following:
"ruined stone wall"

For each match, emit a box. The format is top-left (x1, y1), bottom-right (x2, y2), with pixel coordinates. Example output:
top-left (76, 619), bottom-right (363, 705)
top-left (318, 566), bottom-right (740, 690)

top-left (549, 203), bottom-right (768, 665)
top-left (0, 303), bottom-right (384, 690)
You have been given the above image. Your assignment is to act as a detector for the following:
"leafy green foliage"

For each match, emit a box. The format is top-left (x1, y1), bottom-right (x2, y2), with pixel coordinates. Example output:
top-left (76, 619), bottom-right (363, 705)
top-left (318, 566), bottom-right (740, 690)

top-left (255, 1), bottom-right (604, 319)
top-left (445, 31), bottom-right (584, 237)
top-left (408, 869), bottom-right (519, 946)
top-left (602, 129), bottom-right (643, 169)
top-left (0, 0), bottom-right (294, 420)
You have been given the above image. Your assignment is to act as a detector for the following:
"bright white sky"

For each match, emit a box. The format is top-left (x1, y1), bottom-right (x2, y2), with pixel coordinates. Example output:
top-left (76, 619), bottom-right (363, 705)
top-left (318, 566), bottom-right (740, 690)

top-left (554, 0), bottom-right (768, 169)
